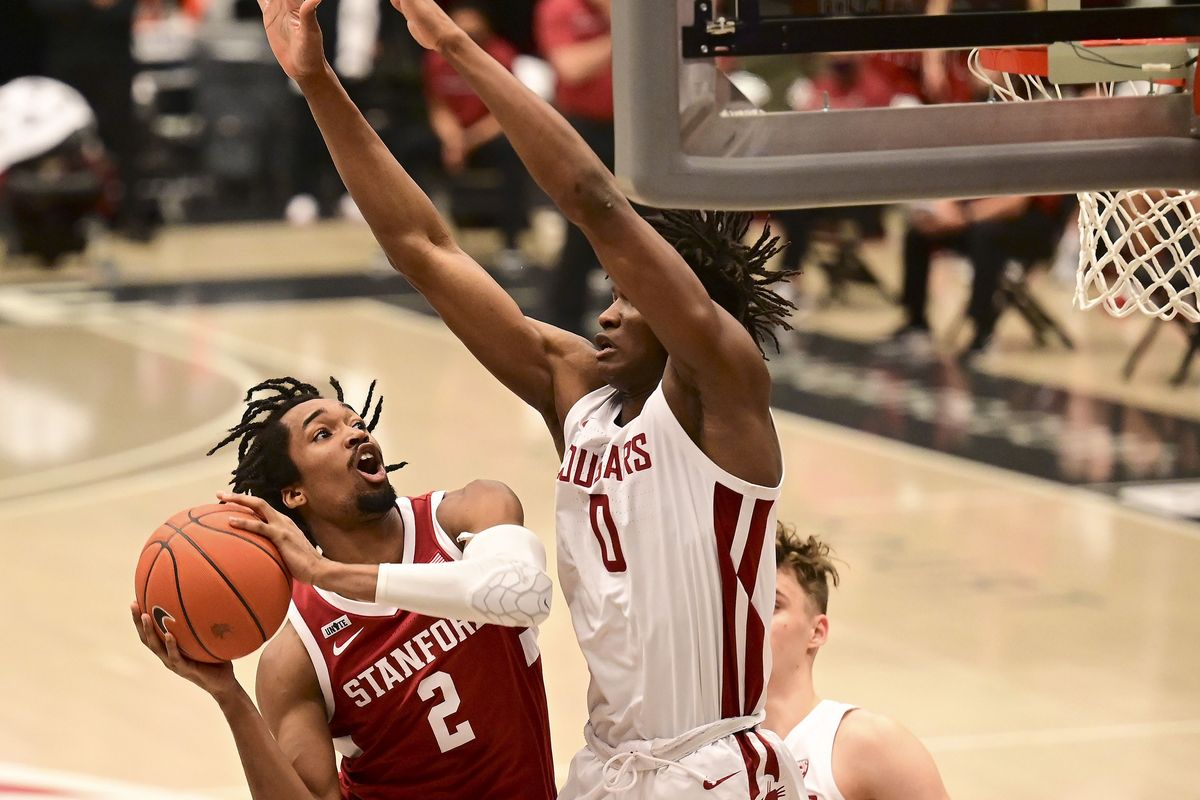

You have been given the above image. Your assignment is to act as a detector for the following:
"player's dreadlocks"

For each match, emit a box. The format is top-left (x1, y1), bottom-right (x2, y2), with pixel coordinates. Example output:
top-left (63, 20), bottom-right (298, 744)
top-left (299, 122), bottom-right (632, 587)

top-left (775, 522), bottom-right (841, 615)
top-left (207, 376), bottom-right (406, 541)
top-left (647, 210), bottom-right (797, 355)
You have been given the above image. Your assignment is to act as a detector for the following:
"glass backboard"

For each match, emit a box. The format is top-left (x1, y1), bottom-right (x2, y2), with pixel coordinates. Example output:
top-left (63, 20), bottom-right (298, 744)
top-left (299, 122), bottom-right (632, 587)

top-left (612, 0), bottom-right (1200, 208)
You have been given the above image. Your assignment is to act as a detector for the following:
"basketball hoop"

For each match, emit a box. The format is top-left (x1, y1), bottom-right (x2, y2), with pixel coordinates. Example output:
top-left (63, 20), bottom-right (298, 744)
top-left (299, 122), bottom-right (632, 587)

top-left (970, 39), bottom-right (1200, 323)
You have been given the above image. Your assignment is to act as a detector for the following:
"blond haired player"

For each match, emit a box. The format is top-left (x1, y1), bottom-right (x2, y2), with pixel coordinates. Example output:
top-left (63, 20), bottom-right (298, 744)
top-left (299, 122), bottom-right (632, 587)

top-left (766, 524), bottom-right (950, 800)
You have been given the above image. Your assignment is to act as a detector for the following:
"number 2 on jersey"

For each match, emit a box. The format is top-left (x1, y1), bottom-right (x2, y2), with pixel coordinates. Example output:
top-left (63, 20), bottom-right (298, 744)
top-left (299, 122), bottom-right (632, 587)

top-left (417, 671), bottom-right (476, 753)
top-left (588, 494), bottom-right (627, 573)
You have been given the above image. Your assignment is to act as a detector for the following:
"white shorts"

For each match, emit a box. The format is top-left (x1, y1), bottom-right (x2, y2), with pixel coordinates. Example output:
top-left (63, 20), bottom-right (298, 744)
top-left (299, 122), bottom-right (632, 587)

top-left (558, 727), bottom-right (804, 800)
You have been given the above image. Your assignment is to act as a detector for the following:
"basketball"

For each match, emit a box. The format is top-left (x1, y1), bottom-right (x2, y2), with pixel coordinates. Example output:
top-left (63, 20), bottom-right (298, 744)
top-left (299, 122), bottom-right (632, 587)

top-left (134, 504), bottom-right (292, 663)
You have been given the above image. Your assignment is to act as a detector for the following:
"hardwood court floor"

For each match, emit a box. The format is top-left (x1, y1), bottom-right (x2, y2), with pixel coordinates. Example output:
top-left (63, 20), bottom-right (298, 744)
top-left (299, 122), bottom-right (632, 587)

top-left (1, 221), bottom-right (1197, 799)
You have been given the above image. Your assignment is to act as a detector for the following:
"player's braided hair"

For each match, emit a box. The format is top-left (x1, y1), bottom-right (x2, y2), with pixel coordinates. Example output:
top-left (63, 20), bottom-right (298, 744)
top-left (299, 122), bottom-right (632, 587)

top-left (775, 522), bottom-right (841, 615)
top-left (647, 210), bottom-right (797, 355)
top-left (207, 376), bottom-right (406, 541)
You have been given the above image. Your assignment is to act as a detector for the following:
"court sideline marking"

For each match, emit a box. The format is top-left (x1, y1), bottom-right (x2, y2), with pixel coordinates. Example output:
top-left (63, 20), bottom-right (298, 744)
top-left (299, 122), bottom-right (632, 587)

top-left (0, 298), bottom-right (438, 514)
top-left (0, 294), bottom-right (258, 502)
top-left (0, 762), bottom-right (214, 799)
top-left (6, 291), bottom-right (1193, 554)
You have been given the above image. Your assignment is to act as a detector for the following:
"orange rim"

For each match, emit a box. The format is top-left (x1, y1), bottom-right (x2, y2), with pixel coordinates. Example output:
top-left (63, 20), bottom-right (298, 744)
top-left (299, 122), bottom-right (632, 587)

top-left (977, 37), bottom-right (1193, 77)
top-left (977, 46), bottom-right (1049, 76)
top-left (976, 38), bottom-right (1194, 89)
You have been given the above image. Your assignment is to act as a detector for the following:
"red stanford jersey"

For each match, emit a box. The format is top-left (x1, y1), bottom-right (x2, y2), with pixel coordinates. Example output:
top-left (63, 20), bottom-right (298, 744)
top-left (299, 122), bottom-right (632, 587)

top-left (288, 492), bottom-right (555, 800)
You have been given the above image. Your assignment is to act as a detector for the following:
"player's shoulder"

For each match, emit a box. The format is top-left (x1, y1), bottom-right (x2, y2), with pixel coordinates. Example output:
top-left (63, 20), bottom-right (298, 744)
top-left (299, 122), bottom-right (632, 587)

top-left (833, 709), bottom-right (950, 800)
top-left (528, 317), bottom-right (601, 372)
top-left (444, 479), bottom-right (521, 510)
top-left (834, 708), bottom-right (910, 754)
top-left (437, 479), bottom-right (524, 537)
top-left (525, 317), bottom-right (606, 418)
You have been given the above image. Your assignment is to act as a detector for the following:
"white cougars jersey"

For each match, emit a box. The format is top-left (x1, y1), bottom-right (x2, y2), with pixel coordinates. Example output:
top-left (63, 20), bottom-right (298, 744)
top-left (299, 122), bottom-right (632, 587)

top-left (783, 700), bottom-right (858, 800)
top-left (555, 383), bottom-right (782, 746)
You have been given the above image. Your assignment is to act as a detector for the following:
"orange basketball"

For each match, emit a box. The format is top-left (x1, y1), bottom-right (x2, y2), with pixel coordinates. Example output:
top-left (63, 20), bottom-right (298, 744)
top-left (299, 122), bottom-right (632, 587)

top-left (134, 504), bottom-right (292, 663)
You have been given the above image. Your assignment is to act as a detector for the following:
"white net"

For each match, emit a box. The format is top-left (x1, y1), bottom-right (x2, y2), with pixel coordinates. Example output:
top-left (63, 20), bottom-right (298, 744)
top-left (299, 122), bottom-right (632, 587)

top-left (968, 48), bottom-right (1200, 323)
top-left (1077, 189), bottom-right (1200, 322)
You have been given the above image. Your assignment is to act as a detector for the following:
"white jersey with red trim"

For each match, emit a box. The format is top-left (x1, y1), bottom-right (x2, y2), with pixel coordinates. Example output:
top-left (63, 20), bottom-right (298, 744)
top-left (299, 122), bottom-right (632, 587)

top-left (783, 700), bottom-right (858, 800)
top-left (555, 383), bottom-right (782, 747)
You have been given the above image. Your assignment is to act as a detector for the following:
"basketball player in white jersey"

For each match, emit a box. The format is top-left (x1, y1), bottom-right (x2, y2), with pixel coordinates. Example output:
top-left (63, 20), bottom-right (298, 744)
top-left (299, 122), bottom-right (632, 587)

top-left (767, 524), bottom-right (950, 800)
top-left (258, 0), bottom-right (804, 795)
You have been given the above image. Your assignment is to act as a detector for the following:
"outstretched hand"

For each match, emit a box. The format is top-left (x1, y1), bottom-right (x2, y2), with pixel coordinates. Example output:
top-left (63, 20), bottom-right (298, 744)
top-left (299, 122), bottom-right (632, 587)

top-left (260, 0), bottom-right (328, 83)
top-left (130, 602), bottom-right (240, 698)
top-left (218, 492), bottom-right (324, 586)
top-left (390, 0), bottom-right (461, 52)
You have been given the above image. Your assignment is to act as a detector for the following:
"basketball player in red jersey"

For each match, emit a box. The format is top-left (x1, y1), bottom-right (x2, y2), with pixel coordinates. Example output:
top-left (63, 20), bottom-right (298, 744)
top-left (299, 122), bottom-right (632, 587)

top-left (131, 377), bottom-right (556, 800)
top-left (257, 0), bottom-right (804, 794)
top-left (766, 524), bottom-right (950, 800)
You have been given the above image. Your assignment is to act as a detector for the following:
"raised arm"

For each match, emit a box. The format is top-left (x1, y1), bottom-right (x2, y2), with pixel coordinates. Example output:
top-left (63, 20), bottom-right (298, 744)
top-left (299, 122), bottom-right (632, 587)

top-left (259, 0), bottom-right (599, 439)
top-left (130, 608), bottom-right (340, 800)
top-left (394, 1), bottom-right (771, 411)
top-left (222, 484), bottom-right (553, 628)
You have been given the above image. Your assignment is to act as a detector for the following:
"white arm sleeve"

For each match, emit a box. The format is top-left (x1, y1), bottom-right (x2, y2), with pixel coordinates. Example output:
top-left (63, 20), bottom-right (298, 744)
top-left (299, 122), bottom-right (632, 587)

top-left (374, 524), bottom-right (552, 627)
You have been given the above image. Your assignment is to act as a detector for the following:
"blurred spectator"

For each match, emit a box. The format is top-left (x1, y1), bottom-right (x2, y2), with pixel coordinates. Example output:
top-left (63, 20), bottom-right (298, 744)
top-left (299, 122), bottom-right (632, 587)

top-left (775, 54), bottom-right (914, 284)
top-left (872, 0), bottom-right (985, 106)
top-left (285, 0), bottom-right (389, 224)
top-left (32, 0), bottom-right (146, 236)
top-left (787, 54), bottom-right (918, 111)
top-left (374, 2), bottom-right (443, 186)
top-left (892, 196), bottom-right (1066, 354)
top-left (424, 1), bottom-right (527, 268)
top-left (875, 50), bottom-right (979, 105)
top-left (775, 37), bottom-right (987, 299)
top-left (0, 77), bottom-right (113, 264)
top-left (536, 0), bottom-right (612, 335)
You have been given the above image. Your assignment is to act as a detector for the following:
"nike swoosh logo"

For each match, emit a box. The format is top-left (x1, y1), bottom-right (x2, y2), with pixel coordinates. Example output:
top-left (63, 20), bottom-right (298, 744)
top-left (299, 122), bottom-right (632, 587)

top-left (703, 772), bottom-right (738, 790)
top-left (331, 630), bottom-right (362, 656)
top-left (151, 606), bottom-right (175, 636)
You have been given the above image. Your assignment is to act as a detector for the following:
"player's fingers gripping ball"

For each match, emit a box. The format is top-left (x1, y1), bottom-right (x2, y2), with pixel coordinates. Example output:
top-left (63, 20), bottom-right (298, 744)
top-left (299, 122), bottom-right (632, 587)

top-left (134, 504), bottom-right (292, 663)
top-left (217, 491), bottom-right (324, 584)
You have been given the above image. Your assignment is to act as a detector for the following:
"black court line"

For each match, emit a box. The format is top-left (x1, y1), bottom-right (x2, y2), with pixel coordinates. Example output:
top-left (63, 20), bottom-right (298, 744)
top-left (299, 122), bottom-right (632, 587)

top-left (111, 271), bottom-right (416, 305)
top-left (90, 268), bottom-right (1200, 523)
top-left (767, 332), bottom-right (1200, 501)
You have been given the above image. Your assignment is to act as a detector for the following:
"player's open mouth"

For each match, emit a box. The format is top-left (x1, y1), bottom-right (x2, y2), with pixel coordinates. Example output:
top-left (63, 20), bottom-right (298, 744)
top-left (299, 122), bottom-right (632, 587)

top-left (352, 444), bottom-right (386, 483)
top-left (594, 334), bottom-right (617, 360)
